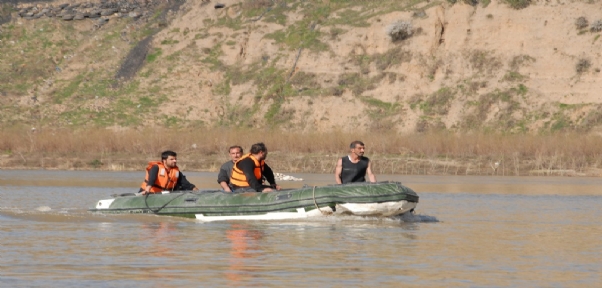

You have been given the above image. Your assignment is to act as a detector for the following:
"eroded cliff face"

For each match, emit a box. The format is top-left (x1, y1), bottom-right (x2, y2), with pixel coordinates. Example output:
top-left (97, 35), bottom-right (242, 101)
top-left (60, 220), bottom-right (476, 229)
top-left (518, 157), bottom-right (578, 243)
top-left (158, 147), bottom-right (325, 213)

top-left (2, 0), bottom-right (602, 133)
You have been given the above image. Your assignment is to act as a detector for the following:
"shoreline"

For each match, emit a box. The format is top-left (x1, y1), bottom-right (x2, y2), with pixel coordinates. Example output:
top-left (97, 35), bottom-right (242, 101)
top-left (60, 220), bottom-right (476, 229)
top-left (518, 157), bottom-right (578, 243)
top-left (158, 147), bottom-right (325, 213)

top-left (2, 128), bottom-right (602, 177)
top-left (1, 152), bottom-right (601, 177)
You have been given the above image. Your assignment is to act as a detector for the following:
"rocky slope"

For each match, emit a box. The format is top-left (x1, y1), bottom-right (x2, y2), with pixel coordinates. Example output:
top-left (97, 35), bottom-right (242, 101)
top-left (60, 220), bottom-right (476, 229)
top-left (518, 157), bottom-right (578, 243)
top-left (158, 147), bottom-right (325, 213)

top-left (1, 0), bottom-right (601, 133)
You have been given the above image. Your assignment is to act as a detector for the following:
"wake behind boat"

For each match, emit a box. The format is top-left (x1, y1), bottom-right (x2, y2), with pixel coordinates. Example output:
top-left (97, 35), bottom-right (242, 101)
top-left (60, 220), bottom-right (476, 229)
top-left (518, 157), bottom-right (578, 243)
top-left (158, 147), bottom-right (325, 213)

top-left (89, 181), bottom-right (419, 222)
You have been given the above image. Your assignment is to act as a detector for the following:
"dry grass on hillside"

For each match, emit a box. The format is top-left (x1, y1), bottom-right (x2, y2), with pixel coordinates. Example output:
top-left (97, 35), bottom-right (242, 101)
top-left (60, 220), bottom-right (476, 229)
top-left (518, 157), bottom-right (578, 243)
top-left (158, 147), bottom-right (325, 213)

top-left (1, 127), bottom-right (601, 176)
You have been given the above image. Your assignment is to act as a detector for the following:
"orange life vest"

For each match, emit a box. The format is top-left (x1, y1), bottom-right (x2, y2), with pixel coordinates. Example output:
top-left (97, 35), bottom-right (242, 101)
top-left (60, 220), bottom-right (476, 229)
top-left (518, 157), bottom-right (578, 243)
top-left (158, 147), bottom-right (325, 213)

top-left (230, 154), bottom-right (264, 187)
top-left (140, 161), bottom-right (180, 193)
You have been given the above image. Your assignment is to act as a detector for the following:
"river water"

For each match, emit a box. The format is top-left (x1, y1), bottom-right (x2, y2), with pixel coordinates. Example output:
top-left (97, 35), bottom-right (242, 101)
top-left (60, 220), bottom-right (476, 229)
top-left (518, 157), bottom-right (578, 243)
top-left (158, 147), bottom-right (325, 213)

top-left (1, 170), bottom-right (601, 287)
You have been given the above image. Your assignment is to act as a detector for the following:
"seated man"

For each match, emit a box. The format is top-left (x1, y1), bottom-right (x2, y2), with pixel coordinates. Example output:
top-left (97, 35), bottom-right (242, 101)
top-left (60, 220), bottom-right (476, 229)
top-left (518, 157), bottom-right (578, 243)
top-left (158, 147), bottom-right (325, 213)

top-left (139, 150), bottom-right (198, 195)
top-left (217, 145), bottom-right (243, 192)
top-left (335, 140), bottom-right (377, 184)
top-left (229, 142), bottom-right (281, 193)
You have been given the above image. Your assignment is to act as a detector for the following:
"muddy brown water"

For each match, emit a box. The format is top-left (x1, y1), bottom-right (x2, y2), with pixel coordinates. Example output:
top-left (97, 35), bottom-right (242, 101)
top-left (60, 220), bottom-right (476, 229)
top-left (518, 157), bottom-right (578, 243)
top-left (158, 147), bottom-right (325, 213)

top-left (1, 170), bottom-right (601, 287)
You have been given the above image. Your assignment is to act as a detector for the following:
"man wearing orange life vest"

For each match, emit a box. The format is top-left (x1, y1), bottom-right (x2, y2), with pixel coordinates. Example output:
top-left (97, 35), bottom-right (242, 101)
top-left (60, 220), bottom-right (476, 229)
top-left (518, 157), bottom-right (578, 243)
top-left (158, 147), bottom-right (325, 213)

top-left (139, 150), bottom-right (198, 195)
top-left (229, 143), bottom-right (281, 193)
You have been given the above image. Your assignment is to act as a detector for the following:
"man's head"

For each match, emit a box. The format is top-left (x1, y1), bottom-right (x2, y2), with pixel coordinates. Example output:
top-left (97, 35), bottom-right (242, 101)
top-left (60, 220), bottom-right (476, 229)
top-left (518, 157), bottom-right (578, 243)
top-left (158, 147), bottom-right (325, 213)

top-left (228, 145), bottom-right (243, 162)
top-left (349, 140), bottom-right (365, 157)
top-left (161, 150), bottom-right (178, 168)
top-left (250, 142), bottom-right (268, 160)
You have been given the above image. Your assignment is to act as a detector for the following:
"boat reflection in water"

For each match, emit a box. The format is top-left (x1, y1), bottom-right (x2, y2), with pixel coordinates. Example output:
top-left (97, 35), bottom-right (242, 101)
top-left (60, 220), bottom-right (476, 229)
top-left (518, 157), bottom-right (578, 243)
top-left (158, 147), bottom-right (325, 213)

top-left (225, 224), bottom-right (264, 284)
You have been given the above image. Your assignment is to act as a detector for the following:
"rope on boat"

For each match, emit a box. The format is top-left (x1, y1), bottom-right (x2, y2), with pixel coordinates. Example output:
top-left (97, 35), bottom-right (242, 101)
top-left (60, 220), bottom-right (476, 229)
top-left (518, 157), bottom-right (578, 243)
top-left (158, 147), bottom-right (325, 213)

top-left (312, 186), bottom-right (331, 215)
top-left (144, 192), bottom-right (187, 214)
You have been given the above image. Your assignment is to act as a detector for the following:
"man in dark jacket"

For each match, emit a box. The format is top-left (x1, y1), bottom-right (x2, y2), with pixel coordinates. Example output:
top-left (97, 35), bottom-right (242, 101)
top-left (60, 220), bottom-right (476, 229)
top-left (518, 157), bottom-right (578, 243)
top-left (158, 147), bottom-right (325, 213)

top-left (217, 145), bottom-right (243, 192)
top-left (334, 140), bottom-right (377, 184)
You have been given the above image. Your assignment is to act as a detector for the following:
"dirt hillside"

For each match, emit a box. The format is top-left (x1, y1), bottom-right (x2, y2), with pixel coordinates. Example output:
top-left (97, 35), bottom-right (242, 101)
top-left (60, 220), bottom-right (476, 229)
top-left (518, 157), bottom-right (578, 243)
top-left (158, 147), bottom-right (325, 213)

top-left (1, 0), bottom-right (601, 133)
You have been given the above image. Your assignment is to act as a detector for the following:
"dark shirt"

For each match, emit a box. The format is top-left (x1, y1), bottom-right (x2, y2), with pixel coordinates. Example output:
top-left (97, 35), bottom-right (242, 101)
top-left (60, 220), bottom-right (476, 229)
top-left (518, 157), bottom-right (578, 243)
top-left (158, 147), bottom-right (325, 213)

top-left (340, 156), bottom-right (370, 184)
top-left (217, 160), bottom-right (234, 185)
top-left (232, 157), bottom-right (276, 192)
top-left (145, 165), bottom-right (196, 191)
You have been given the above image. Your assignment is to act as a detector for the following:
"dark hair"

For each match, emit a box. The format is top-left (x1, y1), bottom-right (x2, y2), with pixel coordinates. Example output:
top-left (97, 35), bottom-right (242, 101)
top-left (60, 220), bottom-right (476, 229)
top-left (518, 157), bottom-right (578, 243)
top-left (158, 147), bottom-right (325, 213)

top-left (229, 145), bottom-right (243, 154)
top-left (349, 140), bottom-right (365, 149)
top-left (250, 142), bottom-right (267, 154)
top-left (161, 150), bottom-right (177, 160)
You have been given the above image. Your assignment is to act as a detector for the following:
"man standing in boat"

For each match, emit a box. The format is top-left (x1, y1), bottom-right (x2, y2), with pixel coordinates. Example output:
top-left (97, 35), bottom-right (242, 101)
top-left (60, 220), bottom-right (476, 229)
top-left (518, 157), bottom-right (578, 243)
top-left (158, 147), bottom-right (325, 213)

top-left (139, 150), bottom-right (198, 195)
top-left (230, 142), bottom-right (281, 193)
top-left (217, 145), bottom-right (243, 192)
top-left (335, 140), bottom-right (377, 184)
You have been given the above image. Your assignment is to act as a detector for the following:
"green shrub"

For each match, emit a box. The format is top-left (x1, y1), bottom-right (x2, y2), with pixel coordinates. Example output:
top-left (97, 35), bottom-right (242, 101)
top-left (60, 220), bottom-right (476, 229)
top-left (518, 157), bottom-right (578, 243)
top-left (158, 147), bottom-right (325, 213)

top-left (386, 21), bottom-right (413, 42)
top-left (575, 17), bottom-right (588, 30)
top-left (576, 59), bottom-right (591, 74)
top-left (591, 20), bottom-right (602, 32)
top-left (503, 71), bottom-right (526, 82)
top-left (505, 0), bottom-right (531, 9)
top-left (88, 159), bottom-right (103, 168)
top-left (447, 0), bottom-right (479, 5)
top-left (146, 48), bottom-right (163, 63)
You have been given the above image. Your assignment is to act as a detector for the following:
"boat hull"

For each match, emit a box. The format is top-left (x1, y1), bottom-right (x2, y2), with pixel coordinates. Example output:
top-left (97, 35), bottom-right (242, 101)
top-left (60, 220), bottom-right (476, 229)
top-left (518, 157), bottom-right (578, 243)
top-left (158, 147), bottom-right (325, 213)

top-left (194, 200), bottom-right (417, 222)
top-left (89, 182), bottom-right (419, 220)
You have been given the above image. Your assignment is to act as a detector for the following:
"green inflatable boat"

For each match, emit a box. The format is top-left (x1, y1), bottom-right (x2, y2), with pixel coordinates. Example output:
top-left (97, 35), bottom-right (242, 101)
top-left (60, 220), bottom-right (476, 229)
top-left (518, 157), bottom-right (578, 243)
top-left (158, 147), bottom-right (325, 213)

top-left (89, 181), bottom-right (419, 222)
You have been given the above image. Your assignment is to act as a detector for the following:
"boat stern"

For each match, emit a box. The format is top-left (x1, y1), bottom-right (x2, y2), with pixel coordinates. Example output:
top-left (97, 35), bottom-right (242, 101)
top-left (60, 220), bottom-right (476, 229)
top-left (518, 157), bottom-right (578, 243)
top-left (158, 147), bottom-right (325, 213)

top-left (335, 200), bottom-right (417, 217)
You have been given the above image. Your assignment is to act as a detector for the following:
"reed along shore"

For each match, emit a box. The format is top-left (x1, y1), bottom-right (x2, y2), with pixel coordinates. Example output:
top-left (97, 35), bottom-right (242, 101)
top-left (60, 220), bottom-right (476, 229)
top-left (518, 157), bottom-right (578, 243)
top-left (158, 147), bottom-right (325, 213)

top-left (1, 127), bottom-right (601, 177)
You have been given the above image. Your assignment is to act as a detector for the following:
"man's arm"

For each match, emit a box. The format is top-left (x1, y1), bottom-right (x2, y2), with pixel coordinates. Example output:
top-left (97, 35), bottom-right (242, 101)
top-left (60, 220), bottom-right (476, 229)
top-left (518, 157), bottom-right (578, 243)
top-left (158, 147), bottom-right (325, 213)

top-left (366, 160), bottom-right (376, 183)
top-left (141, 165), bottom-right (159, 195)
top-left (334, 158), bottom-right (343, 184)
top-left (217, 164), bottom-right (232, 192)
top-left (262, 164), bottom-right (281, 191)
top-left (238, 158), bottom-right (263, 192)
top-left (219, 181), bottom-right (231, 192)
top-left (176, 173), bottom-right (198, 191)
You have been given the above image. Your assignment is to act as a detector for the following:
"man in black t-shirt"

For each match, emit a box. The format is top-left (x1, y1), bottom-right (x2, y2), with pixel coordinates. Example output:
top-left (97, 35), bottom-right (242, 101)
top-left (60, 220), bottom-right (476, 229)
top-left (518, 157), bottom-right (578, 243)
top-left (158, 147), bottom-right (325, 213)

top-left (334, 140), bottom-right (377, 184)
